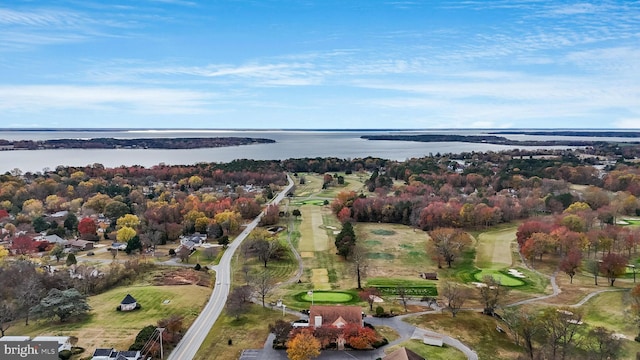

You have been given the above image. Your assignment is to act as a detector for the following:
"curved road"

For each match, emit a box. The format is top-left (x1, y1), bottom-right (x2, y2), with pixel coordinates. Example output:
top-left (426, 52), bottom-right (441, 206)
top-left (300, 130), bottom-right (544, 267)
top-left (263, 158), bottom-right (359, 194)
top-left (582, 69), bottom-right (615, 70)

top-left (168, 174), bottom-right (294, 360)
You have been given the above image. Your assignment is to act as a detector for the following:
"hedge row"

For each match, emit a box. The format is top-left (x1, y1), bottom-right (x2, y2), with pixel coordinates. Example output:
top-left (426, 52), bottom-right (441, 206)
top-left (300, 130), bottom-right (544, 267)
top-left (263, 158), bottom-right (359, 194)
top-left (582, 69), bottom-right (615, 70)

top-left (372, 286), bottom-right (437, 296)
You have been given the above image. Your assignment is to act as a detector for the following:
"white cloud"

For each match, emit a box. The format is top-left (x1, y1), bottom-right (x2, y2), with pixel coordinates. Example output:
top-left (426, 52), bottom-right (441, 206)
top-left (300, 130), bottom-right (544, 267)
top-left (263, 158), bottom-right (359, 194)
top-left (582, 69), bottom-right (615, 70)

top-left (0, 85), bottom-right (216, 115)
top-left (614, 119), bottom-right (640, 129)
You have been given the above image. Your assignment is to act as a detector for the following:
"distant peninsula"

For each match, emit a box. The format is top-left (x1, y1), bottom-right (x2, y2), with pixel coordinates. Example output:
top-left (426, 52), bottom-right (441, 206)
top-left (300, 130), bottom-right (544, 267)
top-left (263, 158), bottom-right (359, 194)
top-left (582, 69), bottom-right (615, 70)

top-left (488, 130), bottom-right (640, 137)
top-left (360, 134), bottom-right (639, 146)
top-left (0, 137), bottom-right (276, 150)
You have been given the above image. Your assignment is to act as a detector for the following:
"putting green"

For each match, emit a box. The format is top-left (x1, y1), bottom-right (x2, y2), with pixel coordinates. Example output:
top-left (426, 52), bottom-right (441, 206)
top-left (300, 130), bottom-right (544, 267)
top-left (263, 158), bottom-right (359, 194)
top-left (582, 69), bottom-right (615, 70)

top-left (296, 291), bottom-right (356, 303)
top-left (473, 269), bottom-right (525, 286)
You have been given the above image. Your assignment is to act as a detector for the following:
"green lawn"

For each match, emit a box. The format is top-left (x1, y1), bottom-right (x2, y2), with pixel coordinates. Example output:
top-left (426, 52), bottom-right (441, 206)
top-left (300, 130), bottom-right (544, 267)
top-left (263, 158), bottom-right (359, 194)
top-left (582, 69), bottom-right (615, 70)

top-left (293, 290), bottom-right (359, 304)
top-left (194, 305), bottom-right (298, 360)
top-left (385, 340), bottom-right (466, 360)
top-left (8, 284), bottom-right (211, 352)
top-left (405, 312), bottom-right (524, 360)
top-left (472, 269), bottom-right (526, 286)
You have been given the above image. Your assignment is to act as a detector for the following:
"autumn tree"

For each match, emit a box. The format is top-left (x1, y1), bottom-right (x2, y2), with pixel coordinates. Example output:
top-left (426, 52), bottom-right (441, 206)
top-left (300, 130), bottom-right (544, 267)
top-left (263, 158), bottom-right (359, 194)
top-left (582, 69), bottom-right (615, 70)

top-left (358, 288), bottom-right (381, 312)
top-left (429, 228), bottom-right (471, 268)
top-left (441, 281), bottom-right (469, 317)
top-left (12, 235), bottom-right (37, 255)
top-left (521, 232), bottom-right (554, 267)
top-left (260, 204), bottom-right (280, 226)
top-left (78, 218), bottom-right (97, 239)
top-left (478, 275), bottom-right (509, 316)
top-left (343, 323), bottom-right (378, 349)
top-left (286, 330), bottom-right (321, 360)
top-left (117, 226), bottom-right (137, 243)
top-left (600, 253), bottom-right (627, 286)
top-left (559, 250), bottom-right (582, 284)
top-left (116, 214), bottom-right (140, 229)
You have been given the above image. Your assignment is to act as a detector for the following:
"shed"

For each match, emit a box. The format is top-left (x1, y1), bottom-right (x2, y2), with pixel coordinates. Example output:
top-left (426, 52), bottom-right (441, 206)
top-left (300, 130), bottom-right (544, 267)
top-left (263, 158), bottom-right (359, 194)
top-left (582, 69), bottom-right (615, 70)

top-left (120, 294), bottom-right (138, 311)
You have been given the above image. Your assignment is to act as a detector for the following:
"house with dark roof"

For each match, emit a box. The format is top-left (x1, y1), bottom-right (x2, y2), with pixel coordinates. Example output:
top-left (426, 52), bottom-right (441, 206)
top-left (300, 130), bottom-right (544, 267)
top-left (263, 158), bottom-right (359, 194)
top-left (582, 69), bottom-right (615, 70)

top-left (309, 305), bottom-right (363, 329)
top-left (119, 294), bottom-right (138, 311)
top-left (68, 239), bottom-right (94, 251)
top-left (384, 347), bottom-right (425, 360)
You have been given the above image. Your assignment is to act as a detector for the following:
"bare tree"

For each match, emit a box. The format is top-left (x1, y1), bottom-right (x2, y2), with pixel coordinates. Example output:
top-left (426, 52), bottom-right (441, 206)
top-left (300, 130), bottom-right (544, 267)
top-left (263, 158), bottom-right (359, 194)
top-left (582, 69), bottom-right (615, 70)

top-left (0, 300), bottom-right (17, 336)
top-left (441, 281), bottom-right (469, 317)
top-left (226, 285), bottom-right (253, 320)
top-left (396, 287), bottom-right (409, 312)
top-left (478, 275), bottom-right (509, 316)
top-left (177, 246), bottom-right (191, 263)
top-left (16, 274), bottom-right (45, 326)
top-left (585, 326), bottom-right (622, 360)
top-left (350, 244), bottom-right (368, 289)
top-left (254, 271), bottom-right (276, 308)
top-left (502, 307), bottom-right (542, 360)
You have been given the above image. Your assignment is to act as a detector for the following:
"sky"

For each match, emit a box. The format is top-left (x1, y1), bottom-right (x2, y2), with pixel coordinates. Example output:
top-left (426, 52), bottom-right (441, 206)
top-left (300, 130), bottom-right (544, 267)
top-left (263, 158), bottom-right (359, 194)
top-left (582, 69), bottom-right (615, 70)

top-left (0, 0), bottom-right (639, 129)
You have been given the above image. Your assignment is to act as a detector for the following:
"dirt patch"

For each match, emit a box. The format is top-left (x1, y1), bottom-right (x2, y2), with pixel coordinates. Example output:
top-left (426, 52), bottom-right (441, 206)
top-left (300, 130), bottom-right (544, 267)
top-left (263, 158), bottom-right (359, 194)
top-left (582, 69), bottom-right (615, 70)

top-left (300, 251), bottom-right (314, 258)
top-left (153, 268), bottom-right (212, 287)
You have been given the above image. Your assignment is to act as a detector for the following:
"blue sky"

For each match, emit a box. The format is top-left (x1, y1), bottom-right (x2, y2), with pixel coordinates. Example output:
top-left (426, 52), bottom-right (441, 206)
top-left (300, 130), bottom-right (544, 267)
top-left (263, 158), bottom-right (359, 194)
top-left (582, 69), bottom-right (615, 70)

top-left (1, 0), bottom-right (638, 129)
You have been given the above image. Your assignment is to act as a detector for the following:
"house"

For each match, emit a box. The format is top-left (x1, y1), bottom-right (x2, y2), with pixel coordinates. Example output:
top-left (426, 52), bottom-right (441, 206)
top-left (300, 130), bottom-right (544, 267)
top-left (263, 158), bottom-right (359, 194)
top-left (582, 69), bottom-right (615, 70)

top-left (309, 305), bottom-right (363, 329)
top-left (31, 336), bottom-right (72, 352)
top-left (119, 294), bottom-right (138, 311)
top-left (68, 239), bottom-right (94, 251)
top-left (384, 347), bottom-right (425, 360)
top-left (91, 348), bottom-right (142, 360)
top-left (41, 234), bottom-right (68, 246)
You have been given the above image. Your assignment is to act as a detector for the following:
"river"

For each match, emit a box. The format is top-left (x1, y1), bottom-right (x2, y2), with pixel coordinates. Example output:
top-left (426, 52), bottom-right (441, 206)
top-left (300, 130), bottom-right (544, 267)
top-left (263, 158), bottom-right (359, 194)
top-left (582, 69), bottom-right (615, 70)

top-left (0, 129), bottom-right (635, 173)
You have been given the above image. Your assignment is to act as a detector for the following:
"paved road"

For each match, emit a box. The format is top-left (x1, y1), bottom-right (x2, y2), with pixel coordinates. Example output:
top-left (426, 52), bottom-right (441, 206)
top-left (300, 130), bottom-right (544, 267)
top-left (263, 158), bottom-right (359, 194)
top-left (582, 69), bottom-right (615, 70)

top-left (168, 175), bottom-right (294, 360)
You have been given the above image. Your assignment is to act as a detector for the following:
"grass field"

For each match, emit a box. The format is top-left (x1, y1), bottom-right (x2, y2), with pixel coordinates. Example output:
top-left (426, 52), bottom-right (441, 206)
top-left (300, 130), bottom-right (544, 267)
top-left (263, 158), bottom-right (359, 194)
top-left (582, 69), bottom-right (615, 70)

top-left (356, 223), bottom-right (436, 279)
top-left (476, 227), bottom-right (516, 269)
top-left (385, 340), bottom-right (466, 360)
top-left (406, 312), bottom-right (524, 360)
top-left (194, 305), bottom-right (297, 360)
top-left (472, 269), bottom-right (526, 286)
top-left (582, 290), bottom-right (636, 337)
top-left (8, 284), bottom-right (211, 352)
